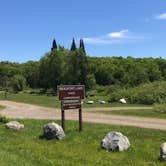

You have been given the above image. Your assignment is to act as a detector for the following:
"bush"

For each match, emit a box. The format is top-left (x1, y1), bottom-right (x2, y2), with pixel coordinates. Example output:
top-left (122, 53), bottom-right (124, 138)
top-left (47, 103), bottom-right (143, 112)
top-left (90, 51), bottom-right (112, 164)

top-left (153, 103), bottom-right (166, 113)
top-left (85, 74), bottom-right (97, 90)
top-left (11, 75), bottom-right (26, 92)
top-left (46, 88), bottom-right (56, 96)
top-left (110, 81), bottom-right (166, 104)
top-left (86, 90), bottom-right (97, 97)
top-left (0, 116), bottom-right (9, 124)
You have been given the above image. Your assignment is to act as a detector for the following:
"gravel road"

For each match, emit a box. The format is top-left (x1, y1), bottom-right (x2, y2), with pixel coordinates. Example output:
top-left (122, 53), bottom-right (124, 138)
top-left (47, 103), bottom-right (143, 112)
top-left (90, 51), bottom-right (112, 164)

top-left (0, 100), bottom-right (165, 131)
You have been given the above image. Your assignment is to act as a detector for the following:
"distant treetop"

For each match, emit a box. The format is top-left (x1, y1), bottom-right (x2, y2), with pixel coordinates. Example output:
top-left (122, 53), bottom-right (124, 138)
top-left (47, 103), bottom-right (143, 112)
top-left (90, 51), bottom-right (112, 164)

top-left (70, 38), bottom-right (77, 51)
top-left (51, 38), bottom-right (86, 55)
top-left (79, 39), bottom-right (86, 54)
top-left (51, 39), bottom-right (57, 51)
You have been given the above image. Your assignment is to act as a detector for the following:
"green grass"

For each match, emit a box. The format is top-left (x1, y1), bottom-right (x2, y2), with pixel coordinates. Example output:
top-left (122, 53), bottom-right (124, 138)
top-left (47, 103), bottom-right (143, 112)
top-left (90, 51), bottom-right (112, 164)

top-left (0, 92), bottom-right (150, 108)
top-left (0, 93), bottom-right (61, 108)
top-left (0, 105), bottom-right (5, 110)
top-left (0, 119), bottom-right (165, 165)
top-left (93, 109), bottom-right (166, 119)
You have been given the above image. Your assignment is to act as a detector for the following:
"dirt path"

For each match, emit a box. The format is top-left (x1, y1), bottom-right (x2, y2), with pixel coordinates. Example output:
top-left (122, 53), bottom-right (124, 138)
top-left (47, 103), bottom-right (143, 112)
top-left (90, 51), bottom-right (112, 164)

top-left (0, 100), bottom-right (165, 131)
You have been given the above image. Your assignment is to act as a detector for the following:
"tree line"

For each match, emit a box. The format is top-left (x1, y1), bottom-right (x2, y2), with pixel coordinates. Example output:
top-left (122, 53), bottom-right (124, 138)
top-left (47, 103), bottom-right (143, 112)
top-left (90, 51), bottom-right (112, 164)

top-left (0, 39), bottom-right (166, 92)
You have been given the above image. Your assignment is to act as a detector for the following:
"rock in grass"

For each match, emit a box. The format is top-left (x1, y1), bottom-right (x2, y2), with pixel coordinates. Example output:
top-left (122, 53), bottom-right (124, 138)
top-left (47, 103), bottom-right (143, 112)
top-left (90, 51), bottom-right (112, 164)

top-left (119, 98), bottom-right (127, 104)
top-left (87, 101), bottom-right (94, 104)
top-left (43, 122), bottom-right (65, 140)
top-left (5, 121), bottom-right (24, 131)
top-left (101, 131), bottom-right (130, 151)
top-left (98, 100), bottom-right (106, 104)
top-left (160, 143), bottom-right (166, 161)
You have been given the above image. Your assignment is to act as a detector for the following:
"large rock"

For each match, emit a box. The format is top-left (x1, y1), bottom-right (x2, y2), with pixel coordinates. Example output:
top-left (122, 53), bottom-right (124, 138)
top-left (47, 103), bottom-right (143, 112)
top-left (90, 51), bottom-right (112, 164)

top-left (43, 122), bottom-right (65, 140)
top-left (101, 131), bottom-right (130, 151)
top-left (5, 121), bottom-right (24, 131)
top-left (160, 143), bottom-right (166, 161)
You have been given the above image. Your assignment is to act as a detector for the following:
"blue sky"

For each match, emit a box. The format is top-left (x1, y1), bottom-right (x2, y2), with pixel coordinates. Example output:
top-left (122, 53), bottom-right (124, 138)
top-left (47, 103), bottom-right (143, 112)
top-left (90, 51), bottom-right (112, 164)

top-left (0, 0), bottom-right (166, 62)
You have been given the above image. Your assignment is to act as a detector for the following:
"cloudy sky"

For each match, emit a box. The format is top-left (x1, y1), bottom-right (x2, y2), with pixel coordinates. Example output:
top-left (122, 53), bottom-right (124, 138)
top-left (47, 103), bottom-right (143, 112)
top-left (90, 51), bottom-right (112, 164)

top-left (0, 0), bottom-right (166, 62)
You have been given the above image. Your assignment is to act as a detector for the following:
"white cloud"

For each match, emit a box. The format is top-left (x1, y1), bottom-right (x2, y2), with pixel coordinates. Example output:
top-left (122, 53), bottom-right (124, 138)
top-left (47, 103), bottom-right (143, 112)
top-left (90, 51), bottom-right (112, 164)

top-left (108, 29), bottom-right (129, 38)
top-left (154, 13), bottom-right (166, 20)
top-left (83, 30), bottom-right (144, 45)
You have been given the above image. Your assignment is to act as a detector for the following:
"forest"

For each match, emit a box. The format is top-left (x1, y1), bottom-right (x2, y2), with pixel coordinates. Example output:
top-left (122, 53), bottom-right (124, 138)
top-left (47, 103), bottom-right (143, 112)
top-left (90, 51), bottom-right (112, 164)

top-left (1, 39), bottom-right (166, 106)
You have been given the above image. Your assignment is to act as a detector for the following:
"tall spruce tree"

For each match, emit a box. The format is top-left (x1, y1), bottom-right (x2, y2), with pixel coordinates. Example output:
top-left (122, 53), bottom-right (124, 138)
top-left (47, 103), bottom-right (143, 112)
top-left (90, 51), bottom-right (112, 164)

top-left (79, 39), bottom-right (86, 54)
top-left (51, 39), bottom-right (57, 51)
top-left (70, 38), bottom-right (77, 51)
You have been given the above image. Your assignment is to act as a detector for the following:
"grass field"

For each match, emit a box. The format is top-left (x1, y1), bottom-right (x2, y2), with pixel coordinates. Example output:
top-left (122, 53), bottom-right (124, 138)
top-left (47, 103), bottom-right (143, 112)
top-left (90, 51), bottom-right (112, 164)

top-left (94, 109), bottom-right (166, 119)
top-left (0, 105), bottom-right (5, 110)
top-left (0, 119), bottom-right (165, 166)
top-left (0, 120), bottom-right (166, 166)
top-left (0, 92), bottom-right (150, 108)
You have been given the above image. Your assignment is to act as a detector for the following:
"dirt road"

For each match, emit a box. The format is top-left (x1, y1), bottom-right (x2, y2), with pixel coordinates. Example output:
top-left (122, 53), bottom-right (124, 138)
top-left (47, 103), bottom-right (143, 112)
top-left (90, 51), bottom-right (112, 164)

top-left (0, 100), bottom-right (165, 131)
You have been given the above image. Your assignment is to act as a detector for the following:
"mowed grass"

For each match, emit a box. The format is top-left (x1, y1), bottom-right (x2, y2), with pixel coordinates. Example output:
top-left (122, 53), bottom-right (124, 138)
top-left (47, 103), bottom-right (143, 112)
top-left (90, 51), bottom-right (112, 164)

top-left (0, 105), bottom-right (5, 110)
top-left (0, 93), bottom-right (61, 108)
top-left (0, 119), bottom-right (165, 166)
top-left (0, 92), bottom-right (149, 108)
top-left (94, 109), bottom-right (166, 119)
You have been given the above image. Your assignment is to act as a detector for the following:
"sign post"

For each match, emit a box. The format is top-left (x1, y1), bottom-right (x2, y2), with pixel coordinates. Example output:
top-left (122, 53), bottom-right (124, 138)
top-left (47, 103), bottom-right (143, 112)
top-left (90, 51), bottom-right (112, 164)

top-left (61, 102), bottom-right (65, 131)
top-left (57, 85), bottom-right (85, 132)
top-left (79, 108), bottom-right (82, 131)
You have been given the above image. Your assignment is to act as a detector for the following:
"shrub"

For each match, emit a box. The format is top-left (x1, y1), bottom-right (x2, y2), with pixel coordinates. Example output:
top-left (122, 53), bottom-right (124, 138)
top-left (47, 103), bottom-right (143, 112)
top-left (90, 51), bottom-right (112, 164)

top-left (86, 90), bottom-right (97, 97)
top-left (11, 75), bottom-right (26, 92)
top-left (0, 116), bottom-right (9, 124)
top-left (46, 88), bottom-right (56, 96)
top-left (110, 81), bottom-right (166, 104)
top-left (85, 74), bottom-right (97, 90)
top-left (153, 103), bottom-right (166, 113)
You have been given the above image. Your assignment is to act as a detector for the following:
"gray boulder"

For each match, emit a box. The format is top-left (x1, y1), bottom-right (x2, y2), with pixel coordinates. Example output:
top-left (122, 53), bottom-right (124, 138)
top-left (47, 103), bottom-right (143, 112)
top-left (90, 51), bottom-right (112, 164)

top-left (43, 122), bottom-right (65, 140)
top-left (160, 143), bottom-right (166, 161)
top-left (5, 121), bottom-right (24, 131)
top-left (101, 131), bottom-right (130, 151)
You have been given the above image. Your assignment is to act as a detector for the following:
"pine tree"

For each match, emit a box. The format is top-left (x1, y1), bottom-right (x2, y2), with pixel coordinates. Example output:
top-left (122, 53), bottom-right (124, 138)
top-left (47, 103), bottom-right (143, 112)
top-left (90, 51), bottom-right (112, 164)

top-left (79, 39), bottom-right (86, 54)
top-left (70, 38), bottom-right (77, 51)
top-left (51, 39), bottom-right (57, 51)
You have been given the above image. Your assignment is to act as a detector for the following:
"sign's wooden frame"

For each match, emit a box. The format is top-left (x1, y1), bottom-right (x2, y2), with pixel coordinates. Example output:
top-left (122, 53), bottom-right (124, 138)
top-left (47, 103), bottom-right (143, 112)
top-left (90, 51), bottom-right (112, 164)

top-left (57, 85), bottom-right (85, 131)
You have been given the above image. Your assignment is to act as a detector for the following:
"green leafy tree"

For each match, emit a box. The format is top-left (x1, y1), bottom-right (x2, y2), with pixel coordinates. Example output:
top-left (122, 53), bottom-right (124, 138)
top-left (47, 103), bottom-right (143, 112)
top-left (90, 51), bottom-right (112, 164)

top-left (11, 75), bottom-right (26, 92)
top-left (39, 53), bottom-right (50, 89)
top-left (64, 49), bottom-right (88, 85)
top-left (85, 74), bottom-right (96, 89)
top-left (39, 49), bottom-right (69, 90)
top-left (23, 61), bottom-right (40, 88)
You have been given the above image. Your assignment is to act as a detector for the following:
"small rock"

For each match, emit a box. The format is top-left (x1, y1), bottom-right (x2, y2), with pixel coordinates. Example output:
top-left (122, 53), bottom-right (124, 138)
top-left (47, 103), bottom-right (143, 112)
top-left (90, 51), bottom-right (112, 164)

top-left (5, 121), bottom-right (24, 131)
top-left (119, 98), bottom-right (127, 104)
top-left (160, 143), bottom-right (166, 161)
top-left (43, 122), bottom-right (65, 140)
top-left (98, 100), bottom-right (106, 104)
top-left (101, 131), bottom-right (130, 151)
top-left (87, 101), bottom-right (94, 104)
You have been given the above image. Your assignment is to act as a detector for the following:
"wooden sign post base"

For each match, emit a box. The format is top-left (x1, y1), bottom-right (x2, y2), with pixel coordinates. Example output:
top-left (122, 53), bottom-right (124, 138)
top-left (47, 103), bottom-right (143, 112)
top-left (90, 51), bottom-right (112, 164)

top-left (61, 109), bottom-right (65, 131)
top-left (61, 108), bottom-right (83, 132)
top-left (79, 108), bottom-right (82, 131)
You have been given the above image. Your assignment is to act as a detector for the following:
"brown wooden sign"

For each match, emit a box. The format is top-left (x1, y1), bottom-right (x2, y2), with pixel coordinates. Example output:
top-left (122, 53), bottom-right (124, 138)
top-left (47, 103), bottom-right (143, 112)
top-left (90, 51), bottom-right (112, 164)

top-left (57, 85), bottom-right (85, 100)
top-left (57, 85), bottom-right (84, 132)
